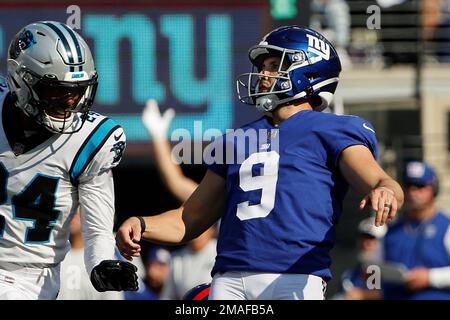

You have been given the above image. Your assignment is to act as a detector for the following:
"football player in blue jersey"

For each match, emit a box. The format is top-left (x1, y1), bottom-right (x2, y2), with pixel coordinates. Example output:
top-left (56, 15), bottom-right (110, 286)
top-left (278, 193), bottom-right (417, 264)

top-left (382, 161), bottom-right (450, 300)
top-left (0, 21), bottom-right (138, 299)
top-left (116, 26), bottom-right (404, 300)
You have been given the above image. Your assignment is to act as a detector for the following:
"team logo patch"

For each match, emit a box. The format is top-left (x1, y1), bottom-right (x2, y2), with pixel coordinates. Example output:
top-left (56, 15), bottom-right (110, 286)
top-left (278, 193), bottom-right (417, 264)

top-left (306, 34), bottom-right (330, 61)
top-left (9, 29), bottom-right (37, 59)
top-left (110, 141), bottom-right (125, 164)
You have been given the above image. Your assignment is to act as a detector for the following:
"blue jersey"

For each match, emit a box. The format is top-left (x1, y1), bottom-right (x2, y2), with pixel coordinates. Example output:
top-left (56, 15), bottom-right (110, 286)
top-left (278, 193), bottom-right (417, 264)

top-left (207, 110), bottom-right (378, 281)
top-left (383, 212), bottom-right (450, 300)
top-left (124, 282), bottom-right (160, 300)
top-left (339, 263), bottom-right (368, 291)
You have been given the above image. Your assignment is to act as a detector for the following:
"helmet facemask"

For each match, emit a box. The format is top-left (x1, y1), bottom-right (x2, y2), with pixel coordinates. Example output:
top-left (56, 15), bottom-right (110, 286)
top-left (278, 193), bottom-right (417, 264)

top-left (236, 46), bottom-right (309, 112)
top-left (15, 67), bottom-right (98, 134)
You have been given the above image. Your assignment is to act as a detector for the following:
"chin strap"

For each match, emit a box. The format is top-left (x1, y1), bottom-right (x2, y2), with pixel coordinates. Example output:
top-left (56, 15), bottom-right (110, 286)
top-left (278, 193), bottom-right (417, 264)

top-left (255, 77), bottom-right (339, 112)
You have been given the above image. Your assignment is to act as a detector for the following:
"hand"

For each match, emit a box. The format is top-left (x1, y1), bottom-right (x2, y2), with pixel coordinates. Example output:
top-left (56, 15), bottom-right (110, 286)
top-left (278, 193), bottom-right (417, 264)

top-left (405, 268), bottom-right (430, 291)
top-left (142, 99), bottom-right (175, 140)
top-left (90, 260), bottom-right (139, 292)
top-left (115, 217), bottom-right (143, 261)
top-left (359, 186), bottom-right (398, 226)
top-left (345, 287), bottom-right (382, 300)
top-left (345, 288), bottom-right (365, 300)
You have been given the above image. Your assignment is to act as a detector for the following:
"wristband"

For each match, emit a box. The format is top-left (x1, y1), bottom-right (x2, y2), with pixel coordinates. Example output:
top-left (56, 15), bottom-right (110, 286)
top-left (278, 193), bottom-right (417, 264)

top-left (136, 216), bottom-right (146, 235)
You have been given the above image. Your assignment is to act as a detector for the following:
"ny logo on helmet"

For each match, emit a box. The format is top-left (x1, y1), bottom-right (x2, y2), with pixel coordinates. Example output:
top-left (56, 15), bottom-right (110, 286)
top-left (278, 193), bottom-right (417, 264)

top-left (306, 34), bottom-right (330, 61)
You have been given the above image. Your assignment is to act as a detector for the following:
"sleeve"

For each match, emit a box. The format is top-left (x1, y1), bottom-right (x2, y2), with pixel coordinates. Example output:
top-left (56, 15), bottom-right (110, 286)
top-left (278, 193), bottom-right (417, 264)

top-left (79, 124), bottom-right (126, 179)
top-left (77, 124), bottom-right (127, 275)
top-left (321, 116), bottom-right (378, 166)
top-left (79, 170), bottom-right (116, 275)
top-left (429, 225), bottom-right (450, 289)
top-left (203, 133), bottom-right (229, 179)
top-left (429, 267), bottom-right (450, 289)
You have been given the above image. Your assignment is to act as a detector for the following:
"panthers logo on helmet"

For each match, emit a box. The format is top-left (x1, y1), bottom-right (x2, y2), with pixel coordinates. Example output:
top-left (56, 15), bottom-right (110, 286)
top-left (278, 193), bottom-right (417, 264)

top-left (9, 29), bottom-right (36, 59)
top-left (183, 283), bottom-right (211, 300)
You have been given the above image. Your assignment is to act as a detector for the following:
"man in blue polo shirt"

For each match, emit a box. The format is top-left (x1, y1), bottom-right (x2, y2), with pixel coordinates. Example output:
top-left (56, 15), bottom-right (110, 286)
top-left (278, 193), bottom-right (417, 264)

top-left (383, 161), bottom-right (450, 299)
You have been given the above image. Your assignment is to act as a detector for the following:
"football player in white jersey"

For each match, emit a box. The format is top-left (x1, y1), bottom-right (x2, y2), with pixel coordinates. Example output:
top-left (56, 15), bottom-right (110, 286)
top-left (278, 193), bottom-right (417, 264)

top-left (0, 21), bottom-right (138, 299)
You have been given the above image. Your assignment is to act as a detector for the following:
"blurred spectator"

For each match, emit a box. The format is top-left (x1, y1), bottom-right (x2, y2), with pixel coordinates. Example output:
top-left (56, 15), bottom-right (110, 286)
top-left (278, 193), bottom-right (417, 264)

top-left (310, 0), bottom-right (352, 68)
top-left (377, 0), bottom-right (448, 65)
top-left (58, 210), bottom-right (123, 300)
top-left (161, 226), bottom-right (217, 300)
top-left (441, 0), bottom-right (450, 59)
top-left (142, 99), bottom-right (198, 203)
top-left (333, 216), bottom-right (387, 300)
top-left (383, 161), bottom-right (450, 300)
top-left (124, 246), bottom-right (171, 300)
top-left (356, 217), bottom-right (387, 264)
top-left (428, 0), bottom-right (450, 62)
top-left (422, 0), bottom-right (444, 41)
top-left (376, 0), bottom-right (407, 7)
top-left (141, 100), bottom-right (217, 300)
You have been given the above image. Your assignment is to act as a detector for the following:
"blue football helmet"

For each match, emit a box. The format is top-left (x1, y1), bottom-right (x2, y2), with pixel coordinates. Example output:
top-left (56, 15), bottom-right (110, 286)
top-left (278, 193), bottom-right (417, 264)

top-left (182, 283), bottom-right (210, 300)
top-left (236, 26), bottom-right (341, 112)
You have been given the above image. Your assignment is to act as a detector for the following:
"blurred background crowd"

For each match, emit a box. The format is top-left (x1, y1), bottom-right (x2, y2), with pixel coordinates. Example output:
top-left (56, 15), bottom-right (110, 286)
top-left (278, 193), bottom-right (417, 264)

top-left (1, 0), bottom-right (450, 299)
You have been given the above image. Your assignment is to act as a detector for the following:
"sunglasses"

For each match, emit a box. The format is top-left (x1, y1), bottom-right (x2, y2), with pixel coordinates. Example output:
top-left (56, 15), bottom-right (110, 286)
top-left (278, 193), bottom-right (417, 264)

top-left (405, 183), bottom-right (429, 189)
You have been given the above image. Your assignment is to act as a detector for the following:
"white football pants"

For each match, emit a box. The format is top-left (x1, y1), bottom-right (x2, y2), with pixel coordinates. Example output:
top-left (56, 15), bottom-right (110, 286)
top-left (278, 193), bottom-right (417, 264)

top-left (0, 262), bottom-right (60, 300)
top-left (209, 271), bottom-right (326, 300)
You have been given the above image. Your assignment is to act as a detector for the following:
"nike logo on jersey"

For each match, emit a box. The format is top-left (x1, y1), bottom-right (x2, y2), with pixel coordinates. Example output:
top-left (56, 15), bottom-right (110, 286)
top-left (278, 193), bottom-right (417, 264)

top-left (363, 123), bottom-right (375, 133)
top-left (114, 132), bottom-right (123, 141)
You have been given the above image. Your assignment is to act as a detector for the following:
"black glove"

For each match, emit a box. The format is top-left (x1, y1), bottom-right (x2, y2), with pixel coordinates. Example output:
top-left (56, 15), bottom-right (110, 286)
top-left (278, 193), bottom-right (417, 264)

top-left (90, 260), bottom-right (139, 292)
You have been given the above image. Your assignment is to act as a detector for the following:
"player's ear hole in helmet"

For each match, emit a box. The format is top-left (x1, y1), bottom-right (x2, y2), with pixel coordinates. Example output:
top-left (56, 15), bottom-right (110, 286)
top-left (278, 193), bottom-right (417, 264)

top-left (6, 21), bottom-right (98, 134)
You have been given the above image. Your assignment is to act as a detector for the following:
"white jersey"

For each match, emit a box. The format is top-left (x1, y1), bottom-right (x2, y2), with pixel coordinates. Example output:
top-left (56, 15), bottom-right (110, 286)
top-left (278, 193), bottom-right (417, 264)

top-left (0, 89), bottom-right (126, 274)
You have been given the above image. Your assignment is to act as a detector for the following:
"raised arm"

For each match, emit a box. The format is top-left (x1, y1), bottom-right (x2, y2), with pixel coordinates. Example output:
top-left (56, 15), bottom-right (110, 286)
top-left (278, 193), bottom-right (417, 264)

top-left (142, 99), bottom-right (198, 202)
top-left (339, 145), bottom-right (404, 227)
top-left (116, 170), bottom-right (226, 260)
